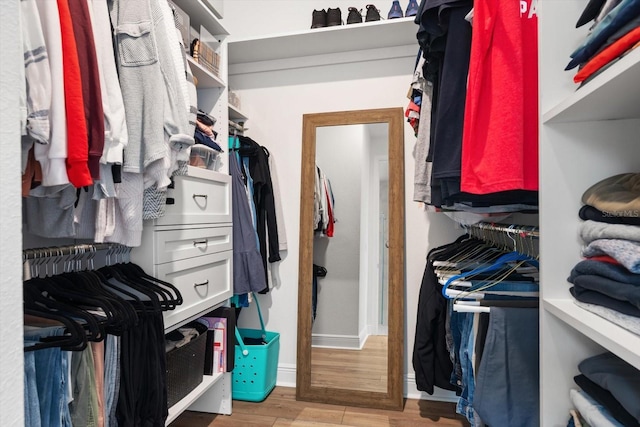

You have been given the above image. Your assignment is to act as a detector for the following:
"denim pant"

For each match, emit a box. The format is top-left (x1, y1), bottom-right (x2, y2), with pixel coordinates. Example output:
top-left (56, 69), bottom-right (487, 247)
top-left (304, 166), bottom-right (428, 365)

top-left (448, 303), bottom-right (463, 391)
top-left (448, 308), bottom-right (483, 426)
top-left (104, 335), bottom-right (121, 427)
top-left (24, 326), bottom-right (73, 427)
top-left (24, 347), bottom-right (42, 427)
top-left (474, 307), bottom-right (540, 427)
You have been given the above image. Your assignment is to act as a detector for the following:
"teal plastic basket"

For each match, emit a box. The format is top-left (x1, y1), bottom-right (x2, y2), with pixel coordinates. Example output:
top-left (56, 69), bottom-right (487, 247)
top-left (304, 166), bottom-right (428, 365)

top-left (232, 294), bottom-right (280, 402)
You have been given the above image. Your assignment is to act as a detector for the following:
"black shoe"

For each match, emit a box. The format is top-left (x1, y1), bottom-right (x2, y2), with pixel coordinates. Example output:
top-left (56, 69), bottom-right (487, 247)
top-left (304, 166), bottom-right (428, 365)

top-left (311, 9), bottom-right (327, 29)
top-left (347, 7), bottom-right (363, 24)
top-left (365, 4), bottom-right (381, 22)
top-left (326, 7), bottom-right (342, 26)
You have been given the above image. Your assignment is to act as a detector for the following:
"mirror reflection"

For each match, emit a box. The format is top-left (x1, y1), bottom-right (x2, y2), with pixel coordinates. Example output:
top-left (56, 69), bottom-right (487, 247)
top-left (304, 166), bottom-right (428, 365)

top-left (310, 124), bottom-right (390, 393)
top-left (296, 108), bottom-right (404, 411)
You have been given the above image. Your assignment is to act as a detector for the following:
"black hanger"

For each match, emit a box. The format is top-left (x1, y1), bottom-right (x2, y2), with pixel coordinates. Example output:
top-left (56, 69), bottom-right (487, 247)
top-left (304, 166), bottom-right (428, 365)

top-left (23, 280), bottom-right (104, 342)
top-left (118, 262), bottom-right (183, 308)
top-left (24, 308), bottom-right (87, 352)
top-left (84, 269), bottom-right (140, 331)
top-left (98, 264), bottom-right (163, 315)
top-left (47, 273), bottom-right (120, 331)
top-left (112, 263), bottom-right (177, 310)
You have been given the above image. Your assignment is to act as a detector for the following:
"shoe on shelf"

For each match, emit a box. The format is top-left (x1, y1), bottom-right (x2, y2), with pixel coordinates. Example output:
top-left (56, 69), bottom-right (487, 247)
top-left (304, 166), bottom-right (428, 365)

top-left (405, 0), bottom-right (419, 17)
top-left (387, 0), bottom-right (403, 19)
top-left (311, 9), bottom-right (327, 29)
top-left (365, 4), bottom-right (381, 22)
top-left (347, 7), bottom-right (363, 24)
top-left (326, 7), bottom-right (343, 26)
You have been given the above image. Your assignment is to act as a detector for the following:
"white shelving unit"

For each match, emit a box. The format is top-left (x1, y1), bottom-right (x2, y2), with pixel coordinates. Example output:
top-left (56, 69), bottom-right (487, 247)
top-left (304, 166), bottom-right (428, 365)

top-left (228, 17), bottom-right (418, 75)
top-left (188, 56), bottom-right (225, 89)
top-left (166, 373), bottom-right (225, 425)
top-left (228, 104), bottom-right (248, 122)
top-left (173, 0), bottom-right (230, 173)
top-left (161, 1), bottom-right (234, 423)
top-left (539, 1), bottom-right (640, 426)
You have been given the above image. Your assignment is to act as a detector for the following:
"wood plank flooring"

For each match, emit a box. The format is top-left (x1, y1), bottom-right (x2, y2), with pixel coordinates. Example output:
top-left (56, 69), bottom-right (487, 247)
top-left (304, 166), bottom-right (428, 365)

top-left (311, 335), bottom-right (387, 393)
top-left (170, 387), bottom-right (470, 427)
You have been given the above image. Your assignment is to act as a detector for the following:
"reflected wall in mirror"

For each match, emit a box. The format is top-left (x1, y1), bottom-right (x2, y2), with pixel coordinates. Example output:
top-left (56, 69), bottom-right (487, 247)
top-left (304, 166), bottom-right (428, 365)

top-left (296, 108), bottom-right (404, 411)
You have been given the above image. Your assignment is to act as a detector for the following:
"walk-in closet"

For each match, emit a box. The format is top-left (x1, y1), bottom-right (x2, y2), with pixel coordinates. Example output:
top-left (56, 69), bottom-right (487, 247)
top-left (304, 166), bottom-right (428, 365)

top-left (2, 0), bottom-right (639, 426)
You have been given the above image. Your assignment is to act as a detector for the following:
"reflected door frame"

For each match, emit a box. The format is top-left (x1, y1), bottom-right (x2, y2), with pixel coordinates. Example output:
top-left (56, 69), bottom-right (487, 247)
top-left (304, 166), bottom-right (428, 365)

top-left (296, 108), bottom-right (405, 411)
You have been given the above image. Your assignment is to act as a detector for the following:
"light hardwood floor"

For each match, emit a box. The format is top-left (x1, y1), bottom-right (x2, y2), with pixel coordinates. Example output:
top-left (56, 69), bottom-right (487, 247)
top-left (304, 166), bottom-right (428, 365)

top-left (311, 335), bottom-right (387, 392)
top-left (170, 387), bottom-right (470, 427)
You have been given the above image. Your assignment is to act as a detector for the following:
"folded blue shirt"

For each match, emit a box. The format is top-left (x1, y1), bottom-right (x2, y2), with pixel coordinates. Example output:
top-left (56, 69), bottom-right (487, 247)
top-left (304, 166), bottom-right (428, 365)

top-left (565, 0), bottom-right (640, 70)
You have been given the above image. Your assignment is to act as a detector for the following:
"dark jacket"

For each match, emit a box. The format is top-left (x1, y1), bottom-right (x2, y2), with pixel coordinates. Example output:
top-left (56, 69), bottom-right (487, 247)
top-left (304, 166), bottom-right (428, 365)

top-left (238, 137), bottom-right (281, 291)
top-left (413, 239), bottom-right (466, 394)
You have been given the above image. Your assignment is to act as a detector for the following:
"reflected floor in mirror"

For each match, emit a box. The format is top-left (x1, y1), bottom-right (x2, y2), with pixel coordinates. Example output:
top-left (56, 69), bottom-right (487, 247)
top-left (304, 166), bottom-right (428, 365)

top-left (311, 335), bottom-right (387, 393)
top-left (170, 387), bottom-right (471, 427)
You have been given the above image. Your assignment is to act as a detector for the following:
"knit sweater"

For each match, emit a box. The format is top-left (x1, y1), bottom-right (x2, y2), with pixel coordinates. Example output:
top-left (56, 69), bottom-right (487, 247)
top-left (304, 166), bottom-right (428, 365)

top-left (109, 0), bottom-right (165, 175)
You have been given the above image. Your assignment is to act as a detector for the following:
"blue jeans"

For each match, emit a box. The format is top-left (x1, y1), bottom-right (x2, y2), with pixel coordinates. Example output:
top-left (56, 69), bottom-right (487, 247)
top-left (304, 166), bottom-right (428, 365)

top-left (24, 326), bottom-right (73, 427)
top-left (455, 312), bottom-right (482, 426)
top-left (474, 307), bottom-right (539, 427)
top-left (104, 335), bottom-right (121, 427)
top-left (24, 347), bottom-right (42, 427)
top-left (448, 303), bottom-right (464, 391)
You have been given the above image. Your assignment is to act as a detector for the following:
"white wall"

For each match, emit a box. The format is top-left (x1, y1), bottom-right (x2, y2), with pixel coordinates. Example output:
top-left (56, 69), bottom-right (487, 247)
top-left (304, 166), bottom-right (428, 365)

top-left (226, 3), bottom-right (463, 399)
top-left (0, 1), bottom-right (25, 425)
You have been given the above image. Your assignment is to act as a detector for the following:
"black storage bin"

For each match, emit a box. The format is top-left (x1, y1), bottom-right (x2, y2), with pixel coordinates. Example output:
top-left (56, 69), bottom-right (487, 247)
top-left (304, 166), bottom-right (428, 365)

top-left (166, 322), bottom-right (208, 408)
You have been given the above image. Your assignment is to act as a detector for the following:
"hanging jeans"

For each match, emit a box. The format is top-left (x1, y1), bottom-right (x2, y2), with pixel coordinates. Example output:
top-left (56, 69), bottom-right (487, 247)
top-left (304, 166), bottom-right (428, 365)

top-left (474, 307), bottom-right (540, 427)
top-left (24, 326), bottom-right (73, 427)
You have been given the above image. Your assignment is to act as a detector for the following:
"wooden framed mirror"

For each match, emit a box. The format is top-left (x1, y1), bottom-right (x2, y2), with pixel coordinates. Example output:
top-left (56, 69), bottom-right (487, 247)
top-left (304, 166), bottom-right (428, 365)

top-left (296, 108), bottom-right (405, 411)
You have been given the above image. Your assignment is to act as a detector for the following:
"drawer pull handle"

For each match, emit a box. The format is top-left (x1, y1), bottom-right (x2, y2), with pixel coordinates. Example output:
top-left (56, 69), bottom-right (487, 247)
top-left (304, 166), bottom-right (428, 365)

top-left (192, 194), bottom-right (208, 200)
top-left (194, 280), bottom-right (209, 288)
top-left (193, 239), bottom-right (208, 246)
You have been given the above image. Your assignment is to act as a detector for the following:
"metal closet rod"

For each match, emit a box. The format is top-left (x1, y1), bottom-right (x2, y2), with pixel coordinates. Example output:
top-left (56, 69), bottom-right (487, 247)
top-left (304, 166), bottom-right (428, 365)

top-left (22, 243), bottom-right (129, 261)
top-left (464, 222), bottom-right (540, 258)
top-left (465, 222), bottom-right (539, 238)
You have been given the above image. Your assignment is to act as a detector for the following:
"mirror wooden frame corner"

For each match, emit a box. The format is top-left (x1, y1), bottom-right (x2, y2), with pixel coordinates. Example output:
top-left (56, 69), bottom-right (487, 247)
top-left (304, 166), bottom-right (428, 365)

top-left (296, 107), bottom-right (405, 411)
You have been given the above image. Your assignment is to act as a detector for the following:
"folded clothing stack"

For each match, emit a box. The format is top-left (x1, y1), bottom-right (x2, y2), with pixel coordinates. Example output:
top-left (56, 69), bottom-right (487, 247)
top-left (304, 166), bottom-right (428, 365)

top-left (570, 352), bottom-right (640, 427)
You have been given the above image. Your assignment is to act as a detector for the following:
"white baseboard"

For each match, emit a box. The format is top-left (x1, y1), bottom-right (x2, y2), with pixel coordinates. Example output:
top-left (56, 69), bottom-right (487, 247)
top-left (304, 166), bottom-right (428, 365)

top-left (274, 367), bottom-right (459, 403)
top-left (275, 363), bottom-right (297, 388)
top-left (311, 333), bottom-right (361, 349)
top-left (404, 373), bottom-right (459, 402)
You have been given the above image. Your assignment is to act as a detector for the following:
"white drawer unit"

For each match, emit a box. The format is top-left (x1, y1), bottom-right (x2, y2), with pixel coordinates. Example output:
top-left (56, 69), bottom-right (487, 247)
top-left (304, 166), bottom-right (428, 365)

top-left (132, 163), bottom-right (234, 421)
top-left (157, 167), bottom-right (232, 226)
top-left (133, 166), bottom-right (233, 329)
top-left (159, 251), bottom-right (232, 330)
top-left (153, 226), bottom-right (232, 264)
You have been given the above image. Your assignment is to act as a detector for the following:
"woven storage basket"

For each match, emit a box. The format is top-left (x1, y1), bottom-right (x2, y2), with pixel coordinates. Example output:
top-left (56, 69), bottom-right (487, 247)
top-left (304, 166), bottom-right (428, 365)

top-left (166, 323), bottom-right (208, 408)
top-left (232, 294), bottom-right (280, 402)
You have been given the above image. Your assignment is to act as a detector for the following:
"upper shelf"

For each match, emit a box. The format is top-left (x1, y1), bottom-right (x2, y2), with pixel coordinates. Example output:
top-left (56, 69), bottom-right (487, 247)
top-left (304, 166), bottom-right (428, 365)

top-left (188, 56), bottom-right (225, 89)
top-left (228, 17), bottom-right (418, 65)
top-left (544, 298), bottom-right (640, 370)
top-left (228, 104), bottom-right (248, 122)
top-left (171, 0), bottom-right (229, 38)
top-left (543, 48), bottom-right (640, 123)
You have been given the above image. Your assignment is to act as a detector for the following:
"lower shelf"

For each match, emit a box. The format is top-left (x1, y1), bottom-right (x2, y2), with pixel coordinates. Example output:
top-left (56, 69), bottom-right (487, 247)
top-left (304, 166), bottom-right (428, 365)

top-left (166, 373), bottom-right (224, 425)
top-left (544, 298), bottom-right (640, 370)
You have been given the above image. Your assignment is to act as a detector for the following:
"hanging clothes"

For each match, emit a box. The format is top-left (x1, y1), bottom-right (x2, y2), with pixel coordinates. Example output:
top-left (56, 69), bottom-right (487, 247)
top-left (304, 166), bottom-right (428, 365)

top-left (229, 150), bottom-right (268, 295)
top-left (413, 227), bottom-right (540, 425)
top-left (460, 0), bottom-right (539, 194)
top-left (23, 254), bottom-right (183, 427)
top-left (411, 0), bottom-right (540, 212)
top-left (237, 136), bottom-right (281, 292)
